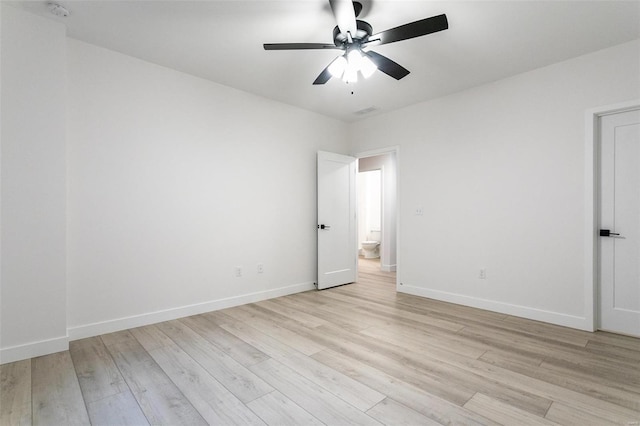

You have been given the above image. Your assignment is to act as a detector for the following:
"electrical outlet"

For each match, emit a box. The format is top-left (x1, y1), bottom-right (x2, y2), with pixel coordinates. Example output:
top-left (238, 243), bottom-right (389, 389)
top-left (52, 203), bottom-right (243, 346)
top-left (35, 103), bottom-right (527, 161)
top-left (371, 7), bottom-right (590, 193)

top-left (415, 207), bottom-right (424, 216)
top-left (235, 266), bottom-right (242, 277)
top-left (479, 268), bottom-right (487, 280)
top-left (257, 263), bottom-right (264, 274)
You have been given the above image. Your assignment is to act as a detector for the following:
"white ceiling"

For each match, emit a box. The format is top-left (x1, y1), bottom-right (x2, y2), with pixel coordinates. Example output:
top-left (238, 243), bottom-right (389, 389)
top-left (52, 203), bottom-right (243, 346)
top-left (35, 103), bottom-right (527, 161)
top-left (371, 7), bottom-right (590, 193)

top-left (10, 0), bottom-right (640, 122)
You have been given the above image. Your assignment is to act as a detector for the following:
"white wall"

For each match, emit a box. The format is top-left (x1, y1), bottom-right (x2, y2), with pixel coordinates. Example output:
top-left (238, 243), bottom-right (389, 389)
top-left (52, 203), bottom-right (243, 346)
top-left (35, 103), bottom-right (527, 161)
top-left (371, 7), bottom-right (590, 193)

top-left (358, 153), bottom-right (397, 271)
top-left (66, 39), bottom-right (348, 338)
top-left (350, 40), bottom-right (640, 330)
top-left (2, 3), bottom-right (637, 363)
top-left (1, 5), bottom-right (68, 362)
top-left (357, 170), bottom-right (381, 249)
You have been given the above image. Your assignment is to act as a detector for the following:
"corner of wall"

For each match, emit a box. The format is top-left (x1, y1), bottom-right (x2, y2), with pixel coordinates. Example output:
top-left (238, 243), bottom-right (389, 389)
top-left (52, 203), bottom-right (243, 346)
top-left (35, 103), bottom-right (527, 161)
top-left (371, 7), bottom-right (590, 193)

top-left (1, 4), bottom-right (68, 363)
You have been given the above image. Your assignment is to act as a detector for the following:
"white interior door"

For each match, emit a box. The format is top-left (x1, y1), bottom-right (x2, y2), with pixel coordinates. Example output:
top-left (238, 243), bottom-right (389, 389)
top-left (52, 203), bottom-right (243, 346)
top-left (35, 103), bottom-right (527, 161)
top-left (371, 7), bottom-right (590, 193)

top-left (317, 151), bottom-right (357, 290)
top-left (599, 108), bottom-right (640, 336)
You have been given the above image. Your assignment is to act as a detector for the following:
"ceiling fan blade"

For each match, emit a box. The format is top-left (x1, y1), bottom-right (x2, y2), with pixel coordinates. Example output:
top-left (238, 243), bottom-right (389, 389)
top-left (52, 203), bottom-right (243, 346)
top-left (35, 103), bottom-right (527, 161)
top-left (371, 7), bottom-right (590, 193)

top-left (365, 51), bottom-right (410, 80)
top-left (366, 14), bottom-right (448, 47)
top-left (264, 43), bottom-right (341, 50)
top-left (313, 64), bottom-right (333, 85)
top-left (329, 0), bottom-right (357, 37)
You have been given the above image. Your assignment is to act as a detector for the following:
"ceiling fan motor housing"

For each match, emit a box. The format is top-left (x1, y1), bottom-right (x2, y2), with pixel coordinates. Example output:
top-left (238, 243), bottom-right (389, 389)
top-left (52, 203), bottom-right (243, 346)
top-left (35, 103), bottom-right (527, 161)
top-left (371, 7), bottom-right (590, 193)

top-left (333, 20), bottom-right (373, 47)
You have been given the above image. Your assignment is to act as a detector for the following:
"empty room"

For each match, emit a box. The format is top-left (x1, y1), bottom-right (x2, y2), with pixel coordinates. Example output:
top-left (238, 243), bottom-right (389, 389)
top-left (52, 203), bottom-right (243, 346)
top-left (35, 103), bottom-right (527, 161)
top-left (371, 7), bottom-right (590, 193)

top-left (1, 0), bottom-right (639, 424)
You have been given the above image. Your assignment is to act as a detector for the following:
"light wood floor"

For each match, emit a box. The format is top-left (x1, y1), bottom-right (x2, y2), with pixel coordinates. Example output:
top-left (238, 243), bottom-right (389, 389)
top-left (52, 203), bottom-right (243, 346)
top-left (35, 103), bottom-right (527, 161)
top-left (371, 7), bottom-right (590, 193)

top-left (2, 258), bottom-right (640, 425)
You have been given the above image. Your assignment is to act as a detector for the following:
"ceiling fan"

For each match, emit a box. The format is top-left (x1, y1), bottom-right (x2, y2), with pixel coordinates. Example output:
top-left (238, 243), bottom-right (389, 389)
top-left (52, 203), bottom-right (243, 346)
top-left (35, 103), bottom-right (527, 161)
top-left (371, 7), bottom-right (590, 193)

top-left (263, 0), bottom-right (448, 85)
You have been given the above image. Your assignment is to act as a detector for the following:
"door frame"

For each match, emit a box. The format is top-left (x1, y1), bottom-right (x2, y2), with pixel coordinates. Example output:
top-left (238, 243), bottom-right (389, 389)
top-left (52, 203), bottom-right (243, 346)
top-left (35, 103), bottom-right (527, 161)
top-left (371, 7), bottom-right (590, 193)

top-left (585, 99), bottom-right (640, 332)
top-left (354, 146), bottom-right (400, 289)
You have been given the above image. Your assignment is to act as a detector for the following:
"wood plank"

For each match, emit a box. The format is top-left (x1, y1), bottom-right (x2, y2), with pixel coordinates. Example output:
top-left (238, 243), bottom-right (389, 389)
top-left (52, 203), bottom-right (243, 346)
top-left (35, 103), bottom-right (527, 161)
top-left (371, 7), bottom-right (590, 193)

top-left (198, 309), bottom-right (238, 326)
top-left (0, 360), bottom-right (31, 426)
top-left (309, 322), bottom-right (552, 416)
top-left (100, 329), bottom-right (138, 347)
top-left (69, 337), bottom-right (129, 403)
top-left (104, 331), bottom-right (207, 425)
top-left (394, 292), bottom-right (509, 323)
top-left (179, 314), bottom-right (270, 367)
top-left (279, 351), bottom-right (385, 411)
top-left (584, 339), bottom-right (640, 364)
top-left (246, 391), bottom-right (324, 426)
top-left (366, 398), bottom-right (442, 426)
top-left (226, 305), bottom-right (326, 355)
top-left (541, 352), bottom-right (640, 385)
top-left (69, 337), bottom-right (148, 425)
top-left (312, 348), bottom-right (496, 426)
top-left (460, 324), bottom-right (640, 380)
top-left (439, 345), bottom-right (640, 425)
top-left (277, 296), bottom-right (371, 332)
top-left (148, 344), bottom-right (266, 425)
top-left (360, 323), bottom-right (487, 359)
top-left (156, 319), bottom-right (273, 403)
top-left (221, 320), bottom-right (300, 358)
top-left (5, 261), bottom-right (640, 426)
top-left (221, 320), bottom-right (385, 411)
top-left (315, 301), bottom-right (413, 331)
top-left (133, 322), bottom-right (266, 424)
top-left (32, 352), bottom-right (90, 425)
top-left (500, 316), bottom-right (590, 347)
top-left (463, 392), bottom-right (559, 426)
top-left (479, 349), bottom-right (544, 376)
top-left (255, 298), bottom-right (329, 328)
top-left (85, 391), bottom-right (149, 426)
top-left (320, 289), bottom-right (467, 332)
top-left (391, 296), bottom-right (518, 334)
top-left (249, 358), bottom-right (382, 425)
top-left (587, 330), bottom-right (640, 351)
top-left (534, 361), bottom-right (640, 410)
top-left (129, 324), bottom-right (176, 351)
top-left (303, 324), bottom-right (476, 405)
top-left (544, 401), bottom-right (621, 426)
top-left (279, 291), bottom-right (328, 307)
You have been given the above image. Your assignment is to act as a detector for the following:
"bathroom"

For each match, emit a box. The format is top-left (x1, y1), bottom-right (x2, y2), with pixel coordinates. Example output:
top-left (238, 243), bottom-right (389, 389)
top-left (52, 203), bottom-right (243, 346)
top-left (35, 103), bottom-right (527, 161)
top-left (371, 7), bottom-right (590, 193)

top-left (357, 152), bottom-right (397, 272)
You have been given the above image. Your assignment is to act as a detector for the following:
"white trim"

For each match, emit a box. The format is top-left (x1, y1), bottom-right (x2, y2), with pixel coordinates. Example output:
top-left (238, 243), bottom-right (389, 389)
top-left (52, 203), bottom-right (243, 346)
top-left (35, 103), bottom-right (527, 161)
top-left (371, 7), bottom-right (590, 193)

top-left (381, 263), bottom-right (397, 272)
top-left (67, 281), bottom-right (314, 341)
top-left (355, 146), bottom-right (400, 159)
top-left (1, 281), bottom-right (315, 363)
top-left (398, 285), bottom-right (590, 331)
top-left (1, 335), bottom-right (69, 365)
top-left (585, 99), bottom-right (640, 332)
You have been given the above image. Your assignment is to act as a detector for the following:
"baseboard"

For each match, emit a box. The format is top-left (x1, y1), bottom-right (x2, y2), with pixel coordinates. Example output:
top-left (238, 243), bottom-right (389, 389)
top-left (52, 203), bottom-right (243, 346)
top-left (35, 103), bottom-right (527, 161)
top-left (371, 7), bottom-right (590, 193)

top-left (381, 263), bottom-right (397, 272)
top-left (0, 335), bottom-right (69, 365)
top-left (397, 284), bottom-right (590, 331)
top-left (67, 281), bottom-right (315, 341)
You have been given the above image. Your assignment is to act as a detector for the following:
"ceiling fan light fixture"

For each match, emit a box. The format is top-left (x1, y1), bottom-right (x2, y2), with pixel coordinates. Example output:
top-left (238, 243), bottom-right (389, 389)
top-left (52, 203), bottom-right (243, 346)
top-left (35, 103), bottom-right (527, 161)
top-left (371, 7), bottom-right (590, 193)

top-left (347, 48), bottom-right (363, 68)
top-left (264, 1), bottom-right (448, 85)
top-left (360, 55), bottom-right (377, 79)
top-left (328, 55), bottom-right (347, 78)
top-left (343, 65), bottom-right (358, 83)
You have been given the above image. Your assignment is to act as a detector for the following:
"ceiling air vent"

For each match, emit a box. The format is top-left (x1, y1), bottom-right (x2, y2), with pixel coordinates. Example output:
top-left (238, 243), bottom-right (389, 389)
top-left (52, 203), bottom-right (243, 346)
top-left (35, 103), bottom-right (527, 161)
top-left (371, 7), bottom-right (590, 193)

top-left (48, 3), bottom-right (69, 17)
top-left (353, 106), bottom-right (379, 116)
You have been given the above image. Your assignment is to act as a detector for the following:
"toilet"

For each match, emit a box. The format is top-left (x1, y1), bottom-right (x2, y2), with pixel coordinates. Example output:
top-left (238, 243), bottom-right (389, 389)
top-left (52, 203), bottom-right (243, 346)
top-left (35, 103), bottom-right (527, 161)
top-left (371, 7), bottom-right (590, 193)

top-left (361, 229), bottom-right (381, 259)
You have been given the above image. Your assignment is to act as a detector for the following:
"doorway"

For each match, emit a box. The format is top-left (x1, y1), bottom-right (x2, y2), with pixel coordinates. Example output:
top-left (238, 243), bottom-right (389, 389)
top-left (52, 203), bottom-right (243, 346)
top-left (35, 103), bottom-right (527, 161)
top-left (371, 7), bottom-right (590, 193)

top-left (356, 149), bottom-right (398, 286)
top-left (357, 169), bottom-right (382, 265)
top-left (597, 107), bottom-right (640, 337)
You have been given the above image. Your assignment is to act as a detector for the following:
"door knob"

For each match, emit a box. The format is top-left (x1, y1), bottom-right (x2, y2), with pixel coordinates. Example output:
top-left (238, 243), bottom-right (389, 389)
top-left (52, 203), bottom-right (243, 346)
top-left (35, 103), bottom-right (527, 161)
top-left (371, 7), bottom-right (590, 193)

top-left (600, 229), bottom-right (621, 237)
top-left (318, 224), bottom-right (331, 230)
